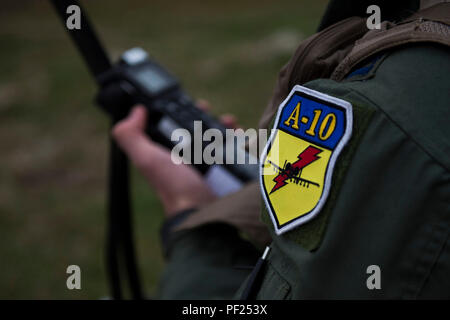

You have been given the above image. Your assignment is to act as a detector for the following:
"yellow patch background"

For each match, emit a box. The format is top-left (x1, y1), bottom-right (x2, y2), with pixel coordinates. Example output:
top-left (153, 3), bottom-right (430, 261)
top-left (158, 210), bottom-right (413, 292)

top-left (262, 130), bottom-right (332, 226)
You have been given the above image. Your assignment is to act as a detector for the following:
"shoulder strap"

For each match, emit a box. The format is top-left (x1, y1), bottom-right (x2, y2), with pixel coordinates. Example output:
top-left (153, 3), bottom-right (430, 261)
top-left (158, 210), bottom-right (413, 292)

top-left (259, 2), bottom-right (450, 130)
top-left (331, 2), bottom-right (450, 81)
top-left (258, 16), bottom-right (367, 129)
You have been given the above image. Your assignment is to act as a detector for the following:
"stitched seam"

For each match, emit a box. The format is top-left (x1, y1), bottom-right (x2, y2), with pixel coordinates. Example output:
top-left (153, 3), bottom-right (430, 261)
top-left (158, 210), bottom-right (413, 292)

top-left (344, 87), bottom-right (450, 173)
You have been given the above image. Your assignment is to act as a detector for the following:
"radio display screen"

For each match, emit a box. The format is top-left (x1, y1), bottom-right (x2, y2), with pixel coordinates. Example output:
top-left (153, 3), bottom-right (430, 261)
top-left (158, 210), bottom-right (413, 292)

top-left (134, 66), bottom-right (174, 95)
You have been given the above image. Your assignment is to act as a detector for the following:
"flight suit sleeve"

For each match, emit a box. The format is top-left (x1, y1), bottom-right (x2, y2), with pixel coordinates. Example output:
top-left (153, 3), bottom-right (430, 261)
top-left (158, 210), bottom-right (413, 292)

top-left (155, 182), bottom-right (268, 299)
top-left (157, 222), bottom-right (260, 299)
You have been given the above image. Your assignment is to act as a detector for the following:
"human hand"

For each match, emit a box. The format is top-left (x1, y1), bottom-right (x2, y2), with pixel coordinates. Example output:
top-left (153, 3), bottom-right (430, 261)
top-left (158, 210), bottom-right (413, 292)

top-left (112, 105), bottom-right (217, 218)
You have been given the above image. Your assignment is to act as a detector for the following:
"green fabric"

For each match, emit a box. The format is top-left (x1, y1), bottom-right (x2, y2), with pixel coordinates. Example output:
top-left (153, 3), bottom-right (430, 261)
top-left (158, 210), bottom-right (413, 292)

top-left (158, 44), bottom-right (450, 299)
top-left (344, 45), bottom-right (450, 171)
top-left (253, 44), bottom-right (450, 299)
top-left (157, 223), bottom-right (260, 299)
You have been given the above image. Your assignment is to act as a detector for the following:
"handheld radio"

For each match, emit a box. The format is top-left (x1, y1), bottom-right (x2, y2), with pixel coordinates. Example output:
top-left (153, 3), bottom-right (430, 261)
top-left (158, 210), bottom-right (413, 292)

top-left (50, 0), bottom-right (258, 299)
top-left (97, 47), bottom-right (258, 196)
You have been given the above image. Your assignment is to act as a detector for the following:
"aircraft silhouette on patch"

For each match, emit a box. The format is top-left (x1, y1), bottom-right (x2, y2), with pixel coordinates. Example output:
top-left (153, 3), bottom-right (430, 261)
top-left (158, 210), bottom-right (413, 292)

top-left (268, 145), bottom-right (322, 194)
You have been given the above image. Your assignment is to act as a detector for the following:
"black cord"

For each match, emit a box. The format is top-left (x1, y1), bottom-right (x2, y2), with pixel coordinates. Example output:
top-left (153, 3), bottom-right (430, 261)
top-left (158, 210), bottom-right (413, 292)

top-left (49, 0), bottom-right (144, 300)
top-left (50, 0), bottom-right (111, 78)
top-left (108, 128), bottom-right (143, 300)
top-left (106, 137), bottom-right (124, 300)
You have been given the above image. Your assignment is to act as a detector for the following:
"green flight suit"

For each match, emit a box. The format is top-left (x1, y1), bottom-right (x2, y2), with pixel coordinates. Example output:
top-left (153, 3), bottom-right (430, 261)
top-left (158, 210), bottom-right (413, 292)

top-left (252, 44), bottom-right (450, 299)
top-left (156, 2), bottom-right (450, 299)
top-left (158, 44), bottom-right (449, 300)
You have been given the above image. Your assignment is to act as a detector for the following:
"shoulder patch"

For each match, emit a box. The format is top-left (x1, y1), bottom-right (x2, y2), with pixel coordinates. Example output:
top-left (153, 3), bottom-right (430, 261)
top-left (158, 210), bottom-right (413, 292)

top-left (260, 85), bottom-right (353, 235)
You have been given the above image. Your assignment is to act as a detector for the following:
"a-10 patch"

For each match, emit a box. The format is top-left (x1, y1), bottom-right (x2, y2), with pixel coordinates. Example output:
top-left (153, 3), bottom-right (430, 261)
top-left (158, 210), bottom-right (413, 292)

top-left (260, 85), bottom-right (353, 235)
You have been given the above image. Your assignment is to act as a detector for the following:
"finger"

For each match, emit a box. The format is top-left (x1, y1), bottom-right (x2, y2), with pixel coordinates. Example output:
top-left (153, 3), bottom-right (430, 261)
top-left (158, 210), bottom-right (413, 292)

top-left (113, 105), bottom-right (147, 138)
top-left (112, 105), bottom-right (165, 170)
top-left (112, 105), bottom-right (216, 216)
top-left (196, 99), bottom-right (212, 112)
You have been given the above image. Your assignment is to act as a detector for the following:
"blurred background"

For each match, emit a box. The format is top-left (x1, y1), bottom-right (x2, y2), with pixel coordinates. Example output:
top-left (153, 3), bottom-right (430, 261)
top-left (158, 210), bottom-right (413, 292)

top-left (0, 0), bottom-right (327, 299)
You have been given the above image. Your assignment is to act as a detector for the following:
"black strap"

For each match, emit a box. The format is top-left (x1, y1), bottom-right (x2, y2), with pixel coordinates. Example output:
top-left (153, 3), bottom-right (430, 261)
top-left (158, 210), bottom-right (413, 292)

top-left (108, 133), bottom-right (143, 300)
top-left (50, 0), bottom-right (111, 78)
top-left (50, 0), bottom-right (143, 300)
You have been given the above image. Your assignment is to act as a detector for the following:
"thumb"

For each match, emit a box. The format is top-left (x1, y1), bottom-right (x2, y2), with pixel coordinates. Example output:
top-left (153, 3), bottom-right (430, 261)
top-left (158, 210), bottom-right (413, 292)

top-left (112, 105), bottom-right (165, 170)
top-left (112, 105), bottom-right (147, 139)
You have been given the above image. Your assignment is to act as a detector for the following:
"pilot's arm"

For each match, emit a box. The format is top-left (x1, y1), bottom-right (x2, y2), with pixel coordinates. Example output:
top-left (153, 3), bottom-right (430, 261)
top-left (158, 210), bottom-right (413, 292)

top-left (112, 105), bottom-right (261, 299)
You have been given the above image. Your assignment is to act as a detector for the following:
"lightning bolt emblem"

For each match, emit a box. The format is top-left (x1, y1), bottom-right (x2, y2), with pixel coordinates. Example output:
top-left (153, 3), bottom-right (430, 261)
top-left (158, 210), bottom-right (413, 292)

top-left (270, 145), bottom-right (322, 194)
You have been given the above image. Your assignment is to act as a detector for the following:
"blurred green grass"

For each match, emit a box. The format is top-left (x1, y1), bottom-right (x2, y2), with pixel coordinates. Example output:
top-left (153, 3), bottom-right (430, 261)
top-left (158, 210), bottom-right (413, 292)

top-left (0, 0), bottom-right (327, 299)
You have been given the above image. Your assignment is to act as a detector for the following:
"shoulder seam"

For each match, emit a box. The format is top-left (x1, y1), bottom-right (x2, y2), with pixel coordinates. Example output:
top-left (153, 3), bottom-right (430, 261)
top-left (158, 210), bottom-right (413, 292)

top-left (344, 86), bottom-right (450, 173)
